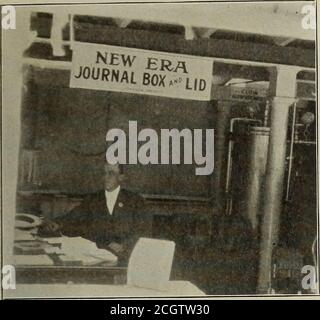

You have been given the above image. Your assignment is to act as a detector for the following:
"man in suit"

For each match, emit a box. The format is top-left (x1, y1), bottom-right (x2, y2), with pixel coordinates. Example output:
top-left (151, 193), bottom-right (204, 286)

top-left (39, 163), bottom-right (152, 264)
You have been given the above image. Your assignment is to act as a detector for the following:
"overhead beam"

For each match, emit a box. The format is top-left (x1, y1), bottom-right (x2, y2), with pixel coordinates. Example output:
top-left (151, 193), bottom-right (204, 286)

top-left (23, 3), bottom-right (315, 41)
top-left (24, 28), bottom-right (315, 69)
top-left (29, 13), bottom-right (315, 68)
top-left (74, 23), bottom-right (315, 68)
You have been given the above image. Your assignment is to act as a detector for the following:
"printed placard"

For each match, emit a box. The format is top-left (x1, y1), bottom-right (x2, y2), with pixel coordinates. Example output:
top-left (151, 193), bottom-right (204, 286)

top-left (70, 42), bottom-right (213, 101)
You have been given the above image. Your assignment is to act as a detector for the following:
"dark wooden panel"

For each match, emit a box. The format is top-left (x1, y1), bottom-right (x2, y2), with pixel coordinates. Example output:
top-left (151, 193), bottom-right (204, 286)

top-left (26, 19), bottom-right (315, 68)
top-left (21, 67), bottom-right (215, 197)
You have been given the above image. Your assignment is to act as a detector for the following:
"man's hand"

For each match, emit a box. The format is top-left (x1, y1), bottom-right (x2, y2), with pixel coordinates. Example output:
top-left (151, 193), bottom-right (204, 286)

top-left (38, 220), bottom-right (61, 236)
top-left (108, 242), bottom-right (124, 254)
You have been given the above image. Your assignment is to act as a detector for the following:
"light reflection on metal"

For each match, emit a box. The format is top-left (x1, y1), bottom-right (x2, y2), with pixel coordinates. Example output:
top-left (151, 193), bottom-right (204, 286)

top-left (244, 126), bottom-right (270, 231)
top-left (285, 102), bottom-right (297, 202)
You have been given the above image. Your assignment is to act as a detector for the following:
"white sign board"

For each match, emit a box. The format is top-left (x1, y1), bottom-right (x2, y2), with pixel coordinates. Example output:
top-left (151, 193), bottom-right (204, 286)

top-left (70, 42), bottom-right (213, 101)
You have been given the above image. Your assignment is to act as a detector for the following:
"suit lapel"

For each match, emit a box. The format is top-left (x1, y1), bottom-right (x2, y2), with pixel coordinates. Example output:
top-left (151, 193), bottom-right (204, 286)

top-left (112, 189), bottom-right (125, 217)
top-left (92, 188), bottom-right (129, 217)
top-left (91, 190), bottom-right (110, 217)
top-left (100, 188), bottom-right (125, 216)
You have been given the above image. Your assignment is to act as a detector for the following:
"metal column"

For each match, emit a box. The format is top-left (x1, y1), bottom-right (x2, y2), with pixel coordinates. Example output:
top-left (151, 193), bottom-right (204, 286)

top-left (257, 66), bottom-right (298, 293)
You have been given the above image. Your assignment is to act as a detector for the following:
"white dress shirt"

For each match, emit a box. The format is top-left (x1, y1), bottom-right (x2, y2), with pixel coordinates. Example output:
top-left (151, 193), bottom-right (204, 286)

top-left (105, 186), bottom-right (121, 215)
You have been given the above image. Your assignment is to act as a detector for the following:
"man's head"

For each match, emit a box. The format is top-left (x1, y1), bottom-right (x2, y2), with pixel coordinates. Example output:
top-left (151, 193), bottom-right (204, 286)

top-left (104, 162), bottom-right (124, 191)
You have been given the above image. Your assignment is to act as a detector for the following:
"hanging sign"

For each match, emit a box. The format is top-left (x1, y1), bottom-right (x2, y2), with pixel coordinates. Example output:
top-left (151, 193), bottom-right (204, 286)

top-left (70, 42), bottom-right (213, 101)
top-left (211, 85), bottom-right (268, 102)
top-left (230, 87), bottom-right (268, 102)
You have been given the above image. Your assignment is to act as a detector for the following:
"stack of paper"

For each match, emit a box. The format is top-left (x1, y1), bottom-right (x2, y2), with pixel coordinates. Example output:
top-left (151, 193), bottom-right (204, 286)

top-left (44, 236), bottom-right (118, 266)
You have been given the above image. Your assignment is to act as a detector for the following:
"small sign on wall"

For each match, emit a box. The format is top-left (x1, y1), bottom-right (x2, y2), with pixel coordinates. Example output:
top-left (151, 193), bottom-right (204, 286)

top-left (70, 42), bottom-right (213, 101)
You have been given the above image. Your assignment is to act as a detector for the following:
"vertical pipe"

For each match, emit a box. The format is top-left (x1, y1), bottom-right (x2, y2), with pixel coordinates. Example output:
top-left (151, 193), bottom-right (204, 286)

top-left (257, 96), bottom-right (294, 293)
top-left (212, 100), bottom-right (232, 243)
top-left (285, 102), bottom-right (297, 201)
top-left (213, 100), bottom-right (232, 215)
top-left (244, 126), bottom-right (270, 232)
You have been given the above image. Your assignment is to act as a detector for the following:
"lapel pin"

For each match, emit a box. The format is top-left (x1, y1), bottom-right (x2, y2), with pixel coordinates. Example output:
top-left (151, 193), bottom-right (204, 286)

top-left (118, 202), bottom-right (124, 208)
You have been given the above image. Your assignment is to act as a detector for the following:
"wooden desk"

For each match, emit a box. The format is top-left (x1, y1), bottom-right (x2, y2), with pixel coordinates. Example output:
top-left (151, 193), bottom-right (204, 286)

top-left (15, 265), bottom-right (127, 285)
top-left (14, 235), bottom-right (126, 285)
top-left (4, 281), bottom-right (206, 298)
top-left (12, 239), bottom-right (205, 297)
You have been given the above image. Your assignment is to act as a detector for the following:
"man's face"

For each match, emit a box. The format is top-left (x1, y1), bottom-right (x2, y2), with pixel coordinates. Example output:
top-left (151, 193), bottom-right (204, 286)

top-left (104, 163), bottom-right (123, 191)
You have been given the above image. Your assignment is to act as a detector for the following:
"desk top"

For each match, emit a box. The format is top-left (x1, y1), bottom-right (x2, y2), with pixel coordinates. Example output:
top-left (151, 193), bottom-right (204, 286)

top-left (14, 228), bottom-right (126, 284)
top-left (4, 281), bottom-right (205, 298)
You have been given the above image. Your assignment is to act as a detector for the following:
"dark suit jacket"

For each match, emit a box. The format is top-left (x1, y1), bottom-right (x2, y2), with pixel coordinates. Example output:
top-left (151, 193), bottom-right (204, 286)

top-left (54, 189), bottom-right (152, 263)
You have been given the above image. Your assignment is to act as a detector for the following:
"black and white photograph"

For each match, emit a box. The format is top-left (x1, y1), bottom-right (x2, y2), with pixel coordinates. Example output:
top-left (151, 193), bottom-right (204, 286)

top-left (0, 0), bottom-right (318, 298)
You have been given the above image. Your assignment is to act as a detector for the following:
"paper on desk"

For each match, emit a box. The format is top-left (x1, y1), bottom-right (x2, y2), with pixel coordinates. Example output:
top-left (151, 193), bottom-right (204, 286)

top-left (42, 237), bottom-right (64, 244)
top-left (60, 237), bottom-right (97, 253)
top-left (59, 254), bottom-right (108, 266)
top-left (44, 246), bottom-right (63, 255)
top-left (57, 237), bottom-right (118, 265)
top-left (14, 255), bottom-right (54, 266)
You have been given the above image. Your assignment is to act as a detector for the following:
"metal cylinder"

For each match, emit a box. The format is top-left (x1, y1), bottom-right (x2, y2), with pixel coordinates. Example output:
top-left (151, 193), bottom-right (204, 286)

top-left (244, 127), bottom-right (270, 231)
top-left (257, 96), bottom-right (293, 293)
top-left (213, 100), bottom-right (232, 214)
